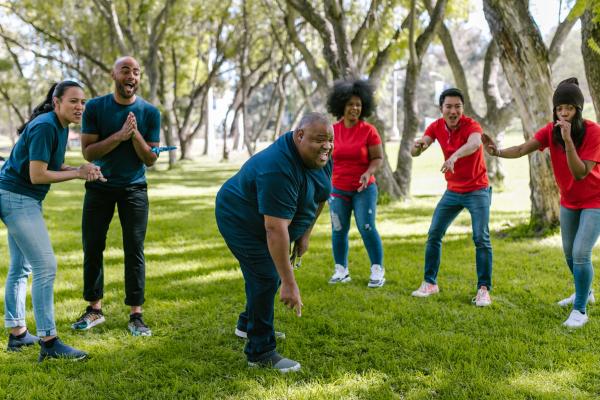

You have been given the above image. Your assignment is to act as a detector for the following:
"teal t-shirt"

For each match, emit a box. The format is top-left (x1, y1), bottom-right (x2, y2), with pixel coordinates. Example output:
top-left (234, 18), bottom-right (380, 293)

top-left (215, 131), bottom-right (332, 248)
top-left (82, 94), bottom-right (160, 188)
top-left (0, 111), bottom-right (68, 200)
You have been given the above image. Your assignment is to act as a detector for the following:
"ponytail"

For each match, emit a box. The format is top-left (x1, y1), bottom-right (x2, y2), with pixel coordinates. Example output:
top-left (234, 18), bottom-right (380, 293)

top-left (17, 80), bottom-right (84, 135)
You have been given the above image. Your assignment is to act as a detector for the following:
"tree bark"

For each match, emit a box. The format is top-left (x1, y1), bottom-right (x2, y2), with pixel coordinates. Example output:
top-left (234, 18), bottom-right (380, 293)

top-left (582, 8), bottom-right (600, 121)
top-left (484, 0), bottom-right (560, 232)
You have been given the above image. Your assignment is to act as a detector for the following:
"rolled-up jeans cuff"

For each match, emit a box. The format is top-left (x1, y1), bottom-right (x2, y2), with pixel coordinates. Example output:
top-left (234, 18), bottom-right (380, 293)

top-left (36, 327), bottom-right (57, 337)
top-left (5, 318), bottom-right (26, 328)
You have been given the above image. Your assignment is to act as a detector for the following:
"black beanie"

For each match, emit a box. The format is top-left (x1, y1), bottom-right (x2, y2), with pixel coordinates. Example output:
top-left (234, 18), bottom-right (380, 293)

top-left (552, 77), bottom-right (584, 110)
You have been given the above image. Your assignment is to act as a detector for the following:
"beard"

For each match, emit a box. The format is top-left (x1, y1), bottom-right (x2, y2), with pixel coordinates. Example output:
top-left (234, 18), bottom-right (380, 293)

top-left (116, 81), bottom-right (137, 99)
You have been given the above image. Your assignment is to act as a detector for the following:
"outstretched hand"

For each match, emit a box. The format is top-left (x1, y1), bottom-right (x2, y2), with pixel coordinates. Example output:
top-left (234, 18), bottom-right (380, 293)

top-left (482, 133), bottom-right (499, 156)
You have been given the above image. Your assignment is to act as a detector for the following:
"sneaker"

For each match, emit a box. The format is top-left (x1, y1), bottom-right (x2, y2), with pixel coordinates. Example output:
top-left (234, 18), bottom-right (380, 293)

top-left (557, 291), bottom-right (595, 307)
top-left (7, 330), bottom-right (39, 352)
top-left (472, 287), bottom-right (492, 307)
top-left (367, 264), bottom-right (385, 288)
top-left (411, 281), bottom-right (439, 297)
top-left (248, 352), bottom-right (301, 373)
top-left (329, 264), bottom-right (351, 284)
top-left (128, 313), bottom-right (152, 336)
top-left (563, 309), bottom-right (589, 328)
top-left (71, 306), bottom-right (105, 331)
top-left (38, 337), bottom-right (88, 362)
top-left (235, 328), bottom-right (286, 340)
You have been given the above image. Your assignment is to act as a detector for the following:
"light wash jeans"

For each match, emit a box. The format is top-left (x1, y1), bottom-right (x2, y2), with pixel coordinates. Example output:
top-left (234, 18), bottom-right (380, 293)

top-left (424, 187), bottom-right (493, 289)
top-left (329, 184), bottom-right (383, 267)
top-left (1, 189), bottom-right (57, 337)
top-left (560, 206), bottom-right (600, 313)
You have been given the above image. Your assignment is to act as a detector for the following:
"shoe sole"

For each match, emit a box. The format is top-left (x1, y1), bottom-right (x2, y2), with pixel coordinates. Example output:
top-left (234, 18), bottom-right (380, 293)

top-left (71, 315), bottom-right (106, 331)
top-left (411, 291), bottom-right (439, 298)
top-left (6, 342), bottom-right (36, 352)
top-left (129, 328), bottom-right (152, 337)
top-left (247, 361), bottom-right (301, 373)
top-left (329, 276), bottom-right (351, 284)
top-left (474, 301), bottom-right (492, 307)
top-left (368, 278), bottom-right (385, 288)
top-left (38, 353), bottom-right (88, 362)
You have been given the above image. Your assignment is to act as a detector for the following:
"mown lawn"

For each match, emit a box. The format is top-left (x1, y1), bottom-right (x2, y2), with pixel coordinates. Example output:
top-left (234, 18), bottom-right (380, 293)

top-left (0, 135), bottom-right (599, 399)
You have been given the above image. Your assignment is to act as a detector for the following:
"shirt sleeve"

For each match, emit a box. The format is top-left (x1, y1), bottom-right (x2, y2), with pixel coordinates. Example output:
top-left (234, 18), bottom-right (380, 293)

top-left (145, 107), bottom-right (161, 143)
top-left (424, 121), bottom-right (437, 142)
top-left (28, 123), bottom-right (55, 163)
top-left (579, 122), bottom-right (600, 163)
top-left (466, 120), bottom-right (483, 135)
top-left (81, 101), bottom-right (97, 134)
top-left (256, 171), bottom-right (299, 220)
top-left (534, 123), bottom-right (553, 151)
top-left (366, 124), bottom-right (382, 146)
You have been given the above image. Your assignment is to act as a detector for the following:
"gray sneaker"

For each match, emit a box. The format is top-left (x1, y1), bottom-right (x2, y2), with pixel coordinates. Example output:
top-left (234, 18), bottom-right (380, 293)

top-left (128, 313), bottom-right (152, 336)
top-left (248, 352), bottom-right (301, 373)
top-left (71, 306), bottom-right (105, 331)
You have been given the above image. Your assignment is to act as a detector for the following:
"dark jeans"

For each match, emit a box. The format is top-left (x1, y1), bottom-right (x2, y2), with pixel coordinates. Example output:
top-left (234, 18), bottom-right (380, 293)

top-left (424, 187), bottom-right (493, 289)
top-left (82, 183), bottom-right (149, 306)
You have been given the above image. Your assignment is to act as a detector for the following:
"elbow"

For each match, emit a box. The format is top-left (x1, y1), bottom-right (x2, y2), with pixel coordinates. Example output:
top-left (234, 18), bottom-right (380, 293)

top-left (82, 149), bottom-right (93, 162)
top-left (29, 174), bottom-right (44, 185)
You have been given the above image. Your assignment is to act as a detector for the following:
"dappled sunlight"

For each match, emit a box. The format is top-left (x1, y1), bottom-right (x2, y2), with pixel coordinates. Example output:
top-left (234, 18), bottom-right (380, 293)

top-left (164, 269), bottom-right (242, 289)
top-left (149, 185), bottom-right (221, 198)
top-left (510, 369), bottom-right (582, 396)
top-left (229, 370), bottom-right (388, 400)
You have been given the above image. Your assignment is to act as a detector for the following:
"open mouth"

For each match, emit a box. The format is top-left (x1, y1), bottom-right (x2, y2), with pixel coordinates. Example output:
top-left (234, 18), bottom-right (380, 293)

top-left (319, 151), bottom-right (330, 162)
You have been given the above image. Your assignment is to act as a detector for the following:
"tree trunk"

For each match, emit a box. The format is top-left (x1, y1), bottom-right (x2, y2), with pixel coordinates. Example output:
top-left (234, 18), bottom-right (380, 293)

top-left (369, 114), bottom-right (403, 199)
top-left (582, 8), bottom-right (600, 122)
top-left (484, 0), bottom-right (560, 232)
top-left (394, 60), bottom-right (420, 199)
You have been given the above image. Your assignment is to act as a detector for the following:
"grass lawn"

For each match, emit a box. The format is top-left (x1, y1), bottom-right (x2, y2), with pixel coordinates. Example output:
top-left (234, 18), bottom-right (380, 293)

top-left (0, 134), bottom-right (599, 399)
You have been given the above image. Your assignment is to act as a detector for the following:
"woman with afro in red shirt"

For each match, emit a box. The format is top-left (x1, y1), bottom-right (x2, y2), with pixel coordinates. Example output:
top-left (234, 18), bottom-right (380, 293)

top-left (326, 80), bottom-right (385, 288)
top-left (484, 78), bottom-right (600, 328)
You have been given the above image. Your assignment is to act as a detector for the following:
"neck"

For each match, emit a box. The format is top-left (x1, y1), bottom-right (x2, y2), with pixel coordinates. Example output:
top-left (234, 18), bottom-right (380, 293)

top-left (113, 92), bottom-right (136, 105)
top-left (343, 118), bottom-right (358, 128)
top-left (54, 111), bottom-right (69, 128)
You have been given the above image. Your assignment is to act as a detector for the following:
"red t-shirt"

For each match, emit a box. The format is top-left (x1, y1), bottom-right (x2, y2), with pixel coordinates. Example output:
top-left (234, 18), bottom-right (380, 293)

top-left (332, 120), bottom-right (382, 191)
top-left (424, 115), bottom-right (488, 193)
top-left (534, 120), bottom-right (600, 209)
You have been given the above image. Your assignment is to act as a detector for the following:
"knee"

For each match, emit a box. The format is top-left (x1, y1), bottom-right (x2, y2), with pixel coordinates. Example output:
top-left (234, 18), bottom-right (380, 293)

top-left (472, 233), bottom-right (491, 248)
top-left (572, 249), bottom-right (592, 266)
top-left (330, 210), bottom-right (344, 232)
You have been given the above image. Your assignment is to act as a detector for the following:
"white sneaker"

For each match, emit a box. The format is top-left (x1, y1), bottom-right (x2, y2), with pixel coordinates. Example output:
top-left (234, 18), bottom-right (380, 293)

top-left (329, 264), bottom-right (351, 284)
top-left (368, 264), bottom-right (385, 288)
top-left (472, 287), bottom-right (492, 307)
top-left (557, 291), bottom-right (595, 307)
top-left (235, 328), bottom-right (285, 339)
top-left (411, 281), bottom-right (439, 297)
top-left (563, 309), bottom-right (589, 328)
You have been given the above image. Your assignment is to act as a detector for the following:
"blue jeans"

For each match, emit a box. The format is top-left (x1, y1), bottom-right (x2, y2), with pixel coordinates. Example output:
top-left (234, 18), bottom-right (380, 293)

top-left (1, 189), bottom-right (57, 337)
top-left (329, 184), bottom-right (383, 267)
top-left (560, 206), bottom-right (600, 313)
top-left (424, 187), bottom-right (493, 289)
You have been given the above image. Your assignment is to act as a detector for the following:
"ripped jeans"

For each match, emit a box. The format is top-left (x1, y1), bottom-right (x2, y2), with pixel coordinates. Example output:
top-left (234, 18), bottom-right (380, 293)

top-left (329, 184), bottom-right (383, 268)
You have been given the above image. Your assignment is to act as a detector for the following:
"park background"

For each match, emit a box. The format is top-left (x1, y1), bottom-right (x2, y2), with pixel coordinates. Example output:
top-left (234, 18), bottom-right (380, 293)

top-left (0, 0), bottom-right (600, 399)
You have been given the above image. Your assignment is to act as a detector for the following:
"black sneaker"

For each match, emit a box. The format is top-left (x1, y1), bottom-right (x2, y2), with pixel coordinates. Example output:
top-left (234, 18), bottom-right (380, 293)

top-left (128, 313), bottom-right (152, 336)
top-left (7, 330), bottom-right (39, 352)
top-left (71, 306), bottom-right (105, 331)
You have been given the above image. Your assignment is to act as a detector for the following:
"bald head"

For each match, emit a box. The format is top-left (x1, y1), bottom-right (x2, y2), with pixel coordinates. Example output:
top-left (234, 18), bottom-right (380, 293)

top-left (111, 56), bottom-right (141, 103)
top-left (293, 112), bottom-right (333, 169)
top-left (113, 56), bottom-right (140, 72)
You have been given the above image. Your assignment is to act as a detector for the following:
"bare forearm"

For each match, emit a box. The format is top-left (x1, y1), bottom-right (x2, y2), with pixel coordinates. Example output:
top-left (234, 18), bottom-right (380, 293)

top-left (266, 228), bottom-right (296, 284)
top-left (366, 158), bottom-right (383, 174)
top-left (564, 141), bottom-right (588, 179)
top-left (132, 132), bottom-right (158, 166)
top-left (31, 169), bottom-right (80, 184)
top-left (451, 142), bottom-right (479, 160)
top-left (83, 135), bottom-right (122, 161)
top-left (497, 145), bottom-right (530, 159)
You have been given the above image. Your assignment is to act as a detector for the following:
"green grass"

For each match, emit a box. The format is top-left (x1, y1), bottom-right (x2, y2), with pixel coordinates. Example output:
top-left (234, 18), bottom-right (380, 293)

top-left (0, 139), bottom-right (599, 400)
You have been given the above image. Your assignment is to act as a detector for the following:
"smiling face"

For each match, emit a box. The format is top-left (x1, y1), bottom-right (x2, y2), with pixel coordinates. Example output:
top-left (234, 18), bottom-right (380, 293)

top-left (295, 121), bottom-right (334, 169)
top-left (555, 104), bottom-right (577, 122)
top-left (343, 95), bottom-right (362, 125)
top-left (441, 96), bottom-right (464, 130)
top-left (112, 57), bottom-right (140, 102)
top-left (54, 86), bottom-right (86, 126)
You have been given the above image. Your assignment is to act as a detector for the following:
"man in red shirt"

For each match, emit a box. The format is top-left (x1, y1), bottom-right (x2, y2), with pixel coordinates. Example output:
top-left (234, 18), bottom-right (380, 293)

top-left (410, 88), bottom-right (493, 306)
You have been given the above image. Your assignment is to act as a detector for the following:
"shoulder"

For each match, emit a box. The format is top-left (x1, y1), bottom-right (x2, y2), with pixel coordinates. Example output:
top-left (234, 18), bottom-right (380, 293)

top-left (461, 115), bottom-right (482, 132)
top-left (27, 113), bottom-right (58, 133)
top-left (426, 118), bottom-right (444, 132)
top-left (584, 120), bottom-right (600, 133)
top-left (136, 97), bottom-right (160, 114)
top-left (359, 120), bottom-right (378, 133)
top-left (87, 94), bottom-right (111, 106)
